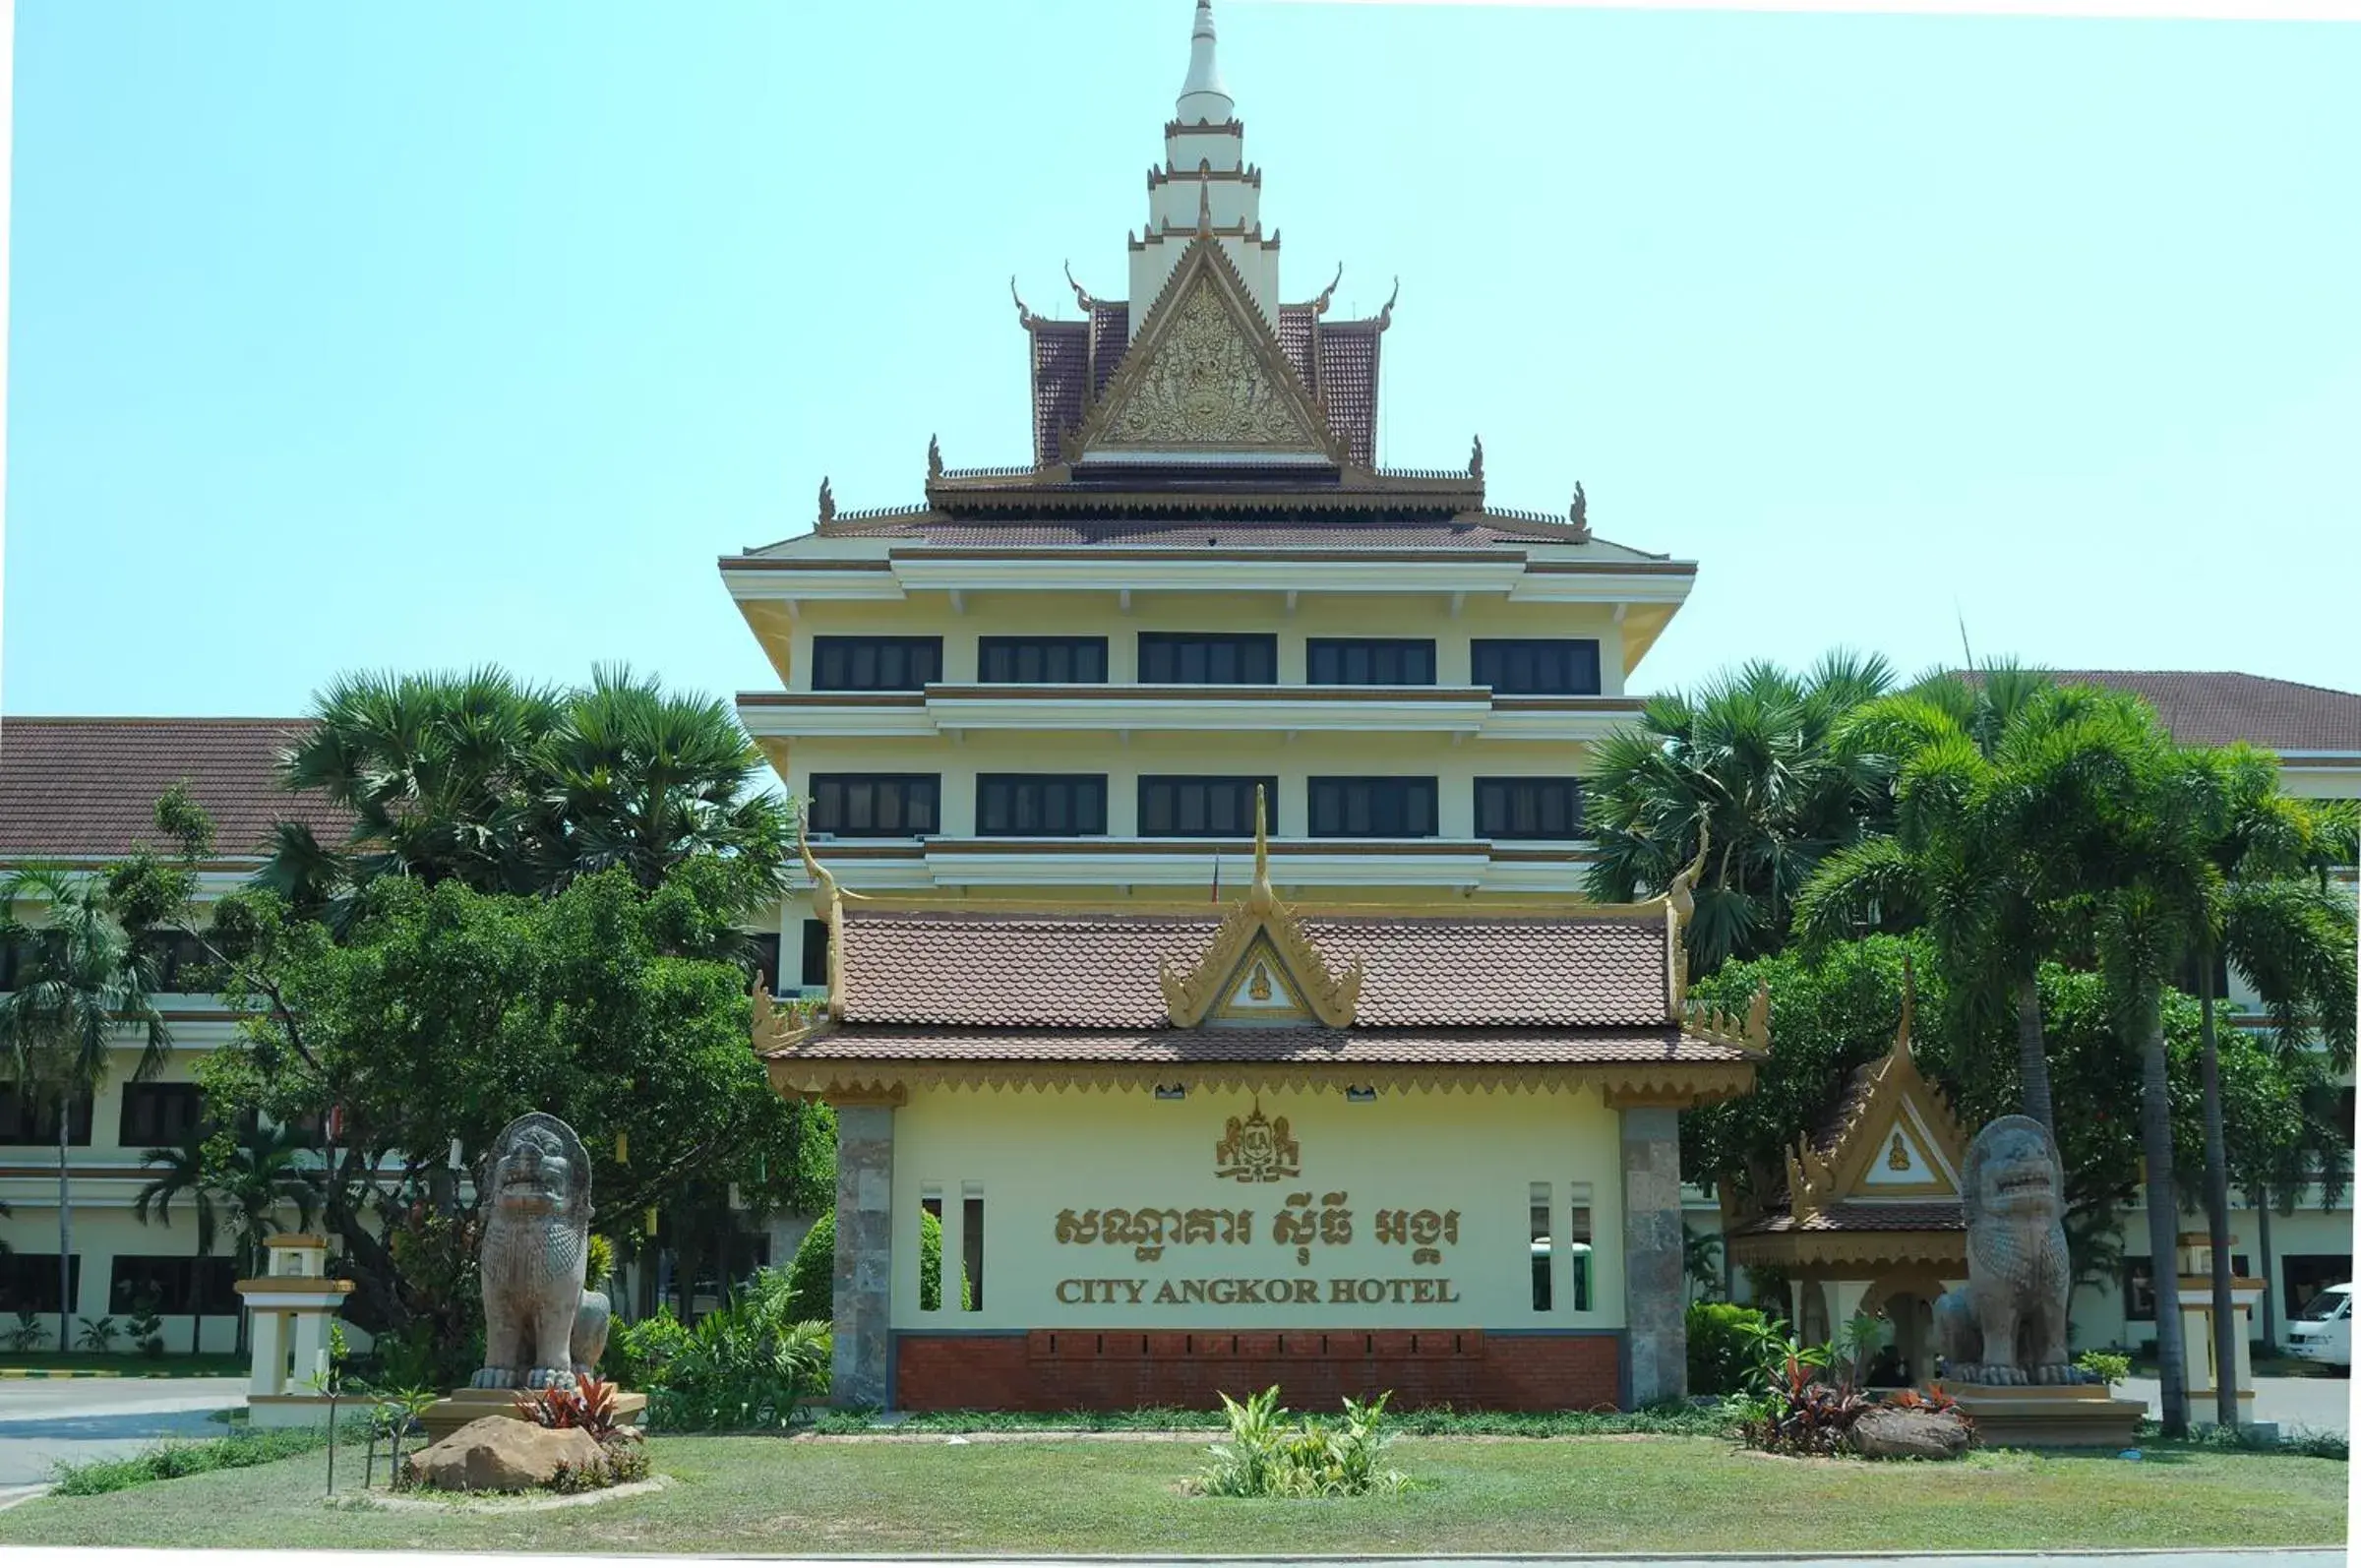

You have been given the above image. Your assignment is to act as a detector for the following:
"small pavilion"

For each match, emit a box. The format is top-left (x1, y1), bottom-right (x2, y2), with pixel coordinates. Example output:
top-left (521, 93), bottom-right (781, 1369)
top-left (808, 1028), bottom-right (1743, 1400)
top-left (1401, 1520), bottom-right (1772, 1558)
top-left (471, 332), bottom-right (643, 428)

top-left (1725, 990), bottom-right (1969, 1385)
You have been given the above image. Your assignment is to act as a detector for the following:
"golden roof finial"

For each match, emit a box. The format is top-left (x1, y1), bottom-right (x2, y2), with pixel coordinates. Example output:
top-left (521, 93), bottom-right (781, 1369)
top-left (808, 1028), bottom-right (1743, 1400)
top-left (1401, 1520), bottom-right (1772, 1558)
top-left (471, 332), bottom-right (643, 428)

top-left (1063, 259), bottom-right (1098, 314)
top-left (1896, 954), bottom-right (1917, 1055)
top-left (1375, 276), bottom-right (1400, 331)
top-left (817, 477), bottom-right (835, 524)
top-left (797, 810), bottom-right (839, 913)
top-left (1667, 821), bottom-right (1711, 925)
top-left (1311, 261), bottom-right (1343, 316)
top-left (1009, 274), bottom-right (1038, 330)
top-left (1247, 783), bottom-right (1273, 913)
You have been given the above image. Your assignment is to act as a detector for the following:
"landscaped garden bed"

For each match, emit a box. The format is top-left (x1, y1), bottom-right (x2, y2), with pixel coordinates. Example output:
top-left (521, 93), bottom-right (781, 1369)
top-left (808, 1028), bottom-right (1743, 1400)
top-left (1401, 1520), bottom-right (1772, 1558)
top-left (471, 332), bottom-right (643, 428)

top-left (3, 1431), bottom-right (2342, 1553)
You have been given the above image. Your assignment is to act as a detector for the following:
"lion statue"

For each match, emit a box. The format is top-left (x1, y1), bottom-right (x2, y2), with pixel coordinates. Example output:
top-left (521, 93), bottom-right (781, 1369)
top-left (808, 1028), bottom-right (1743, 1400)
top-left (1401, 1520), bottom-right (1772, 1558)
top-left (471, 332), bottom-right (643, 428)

top-left (1933, 1115), bottom-right (2085, 1387)
top-left (470, 1113), bottom-right (609, 1390)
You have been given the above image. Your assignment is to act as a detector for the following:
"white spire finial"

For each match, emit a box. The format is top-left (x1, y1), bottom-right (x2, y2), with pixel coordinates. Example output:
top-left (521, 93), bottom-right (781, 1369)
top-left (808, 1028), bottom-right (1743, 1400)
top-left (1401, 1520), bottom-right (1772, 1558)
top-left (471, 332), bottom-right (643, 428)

top-left (1178, 0), bottom-right (1234, 125)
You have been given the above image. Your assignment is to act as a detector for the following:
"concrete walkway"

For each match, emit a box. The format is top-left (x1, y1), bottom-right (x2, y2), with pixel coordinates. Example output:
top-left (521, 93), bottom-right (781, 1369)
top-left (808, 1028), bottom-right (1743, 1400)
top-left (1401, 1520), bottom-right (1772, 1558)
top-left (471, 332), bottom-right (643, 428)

top-left (2120, 1372), bottom-right (2351, 1435)
top-left (0, 1375), bottom-right (248, 1491)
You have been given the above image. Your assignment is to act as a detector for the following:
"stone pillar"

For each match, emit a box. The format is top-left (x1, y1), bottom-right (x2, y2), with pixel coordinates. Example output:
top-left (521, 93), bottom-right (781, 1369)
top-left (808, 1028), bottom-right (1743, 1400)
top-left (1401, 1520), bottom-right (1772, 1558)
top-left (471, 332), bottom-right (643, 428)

top-left (831, 1102), bottom-right (896, 1410)
top-left (290, 1308), bottom-right (331, 1387)
top-left (248, 1310), bottom-right (287, 1397)
top-left (1620, 1105), bottom-right (1687, 1406)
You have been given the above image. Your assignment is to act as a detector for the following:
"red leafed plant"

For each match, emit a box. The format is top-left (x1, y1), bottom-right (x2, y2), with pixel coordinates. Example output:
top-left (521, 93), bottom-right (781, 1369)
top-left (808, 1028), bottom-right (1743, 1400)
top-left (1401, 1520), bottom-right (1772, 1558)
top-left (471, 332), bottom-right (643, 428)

top-left (1882, 1385), bottom-right (1961, 1415)
top-left (515, 1375), bottom-right (622, 1439)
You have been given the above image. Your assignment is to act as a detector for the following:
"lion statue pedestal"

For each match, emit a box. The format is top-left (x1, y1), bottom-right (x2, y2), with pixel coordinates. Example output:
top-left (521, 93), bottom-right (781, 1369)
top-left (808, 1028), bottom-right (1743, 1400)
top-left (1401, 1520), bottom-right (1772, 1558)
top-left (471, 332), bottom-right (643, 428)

top-left (1930, 1116), bottom-right (2144, 1449)
top-left (419, 1113), bottom-right (646, 1446)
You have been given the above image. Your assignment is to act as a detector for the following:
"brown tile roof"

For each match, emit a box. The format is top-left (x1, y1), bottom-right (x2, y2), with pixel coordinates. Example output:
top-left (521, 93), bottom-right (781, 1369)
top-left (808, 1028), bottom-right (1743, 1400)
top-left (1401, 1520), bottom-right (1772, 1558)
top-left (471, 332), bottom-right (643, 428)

top-left (779, 1025), bottom-right (1739, 1066)
top-left (0, 717), bottom-right (345, 861)
top-left (1027, 305), bottom-right (1383, 472)
top-left (833, 906), bottom-right (1670, 1031)
top-left (1738, 1200), bottom-right (1965, 1236)
top-left (1970, 671), bottom-right (2361, 754)
top-left (816, 515), bottom-right (1588, 549)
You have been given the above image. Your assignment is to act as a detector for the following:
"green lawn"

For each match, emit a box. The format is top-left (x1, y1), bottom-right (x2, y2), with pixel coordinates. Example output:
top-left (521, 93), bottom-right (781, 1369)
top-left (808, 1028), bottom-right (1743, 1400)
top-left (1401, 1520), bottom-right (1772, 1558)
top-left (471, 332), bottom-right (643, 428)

top-left (0, 1435), bottom-right (2343, 1554)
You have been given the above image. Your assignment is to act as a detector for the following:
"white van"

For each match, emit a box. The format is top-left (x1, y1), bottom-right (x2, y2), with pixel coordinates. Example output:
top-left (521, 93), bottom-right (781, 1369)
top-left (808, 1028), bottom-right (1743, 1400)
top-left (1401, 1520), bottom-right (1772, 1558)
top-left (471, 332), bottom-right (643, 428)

top-left (2285, 1283), bottom-right (2352, 1372)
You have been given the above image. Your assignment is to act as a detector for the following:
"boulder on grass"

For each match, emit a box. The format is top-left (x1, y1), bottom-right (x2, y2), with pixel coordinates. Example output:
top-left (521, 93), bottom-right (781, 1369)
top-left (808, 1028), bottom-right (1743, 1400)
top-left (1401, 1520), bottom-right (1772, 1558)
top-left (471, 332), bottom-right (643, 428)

top-left (1848, 1406), bottom-right (1972, 1462)
top-left (408, 1416), bottom-right (609, 1492)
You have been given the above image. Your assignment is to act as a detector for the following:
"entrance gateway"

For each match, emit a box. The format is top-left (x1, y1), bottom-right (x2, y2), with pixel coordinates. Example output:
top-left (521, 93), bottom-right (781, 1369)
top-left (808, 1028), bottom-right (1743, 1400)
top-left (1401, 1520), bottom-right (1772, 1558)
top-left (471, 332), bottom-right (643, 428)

top-left (757, 808), bottom-right (1767, 1412)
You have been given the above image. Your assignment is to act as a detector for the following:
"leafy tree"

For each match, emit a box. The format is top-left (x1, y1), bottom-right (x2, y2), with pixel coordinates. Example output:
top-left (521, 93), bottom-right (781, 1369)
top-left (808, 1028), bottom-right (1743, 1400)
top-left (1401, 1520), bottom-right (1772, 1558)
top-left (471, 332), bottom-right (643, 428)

top-left (0, 868), bottom-right (170, 1348)
top-left (1584, 652), bottom-right (1896, 974)
top-left (261, 665), bottom-right (791, 920)
top-left (787, 1209), bottom-right (964, 1325)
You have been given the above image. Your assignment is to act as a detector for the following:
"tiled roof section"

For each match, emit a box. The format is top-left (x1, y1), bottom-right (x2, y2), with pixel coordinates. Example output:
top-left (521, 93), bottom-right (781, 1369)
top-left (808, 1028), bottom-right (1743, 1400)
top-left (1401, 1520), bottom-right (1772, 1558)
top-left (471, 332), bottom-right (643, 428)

top-left (774, 1025), bottom-right (1740, 1066)
top-left (0, 717), bottom-right (346, 860)
top-left (832, 906), bottom-right (1670, 1030)
top-left (1965, 671), bottom-right (2361, 754)
top-left (1026, 304), bottom-right (1383, 474)
top-left (1808, 1058), bottom-right (1884, 1159)
top-left (811, 516), bottom-right (1578, 549)
top-left (1739, 1200), bottom-right (1965, 1236)
top-left (1315, 321), bottom-right (1381, 469)
top-left (1029, 321), bottom-right (1091, 466)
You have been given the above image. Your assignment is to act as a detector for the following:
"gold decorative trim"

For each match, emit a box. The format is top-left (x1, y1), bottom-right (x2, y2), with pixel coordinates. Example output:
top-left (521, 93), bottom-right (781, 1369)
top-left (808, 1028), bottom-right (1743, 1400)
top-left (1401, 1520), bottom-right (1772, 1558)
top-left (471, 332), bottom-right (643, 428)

top-left (1665, 825), bottom-right (1710, 1012)
top-left (1782, 960), bottom-right (1968, 1223)
top-left (768, 1056), bottom-right (1755, 1104)
top-left (1727, 1230), bottom-right (1968, 1271)
top-left (1157, 789), bottom-right (1362, 1028)
top-left (1682, 980), bottom-right (1771, 1059)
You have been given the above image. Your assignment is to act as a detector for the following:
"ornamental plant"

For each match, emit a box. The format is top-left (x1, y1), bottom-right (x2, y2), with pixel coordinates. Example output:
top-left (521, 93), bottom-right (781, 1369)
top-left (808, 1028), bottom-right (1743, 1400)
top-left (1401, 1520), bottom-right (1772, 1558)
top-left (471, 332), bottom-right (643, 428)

top-left (1186, 1387), bottom-right (1409, 1498)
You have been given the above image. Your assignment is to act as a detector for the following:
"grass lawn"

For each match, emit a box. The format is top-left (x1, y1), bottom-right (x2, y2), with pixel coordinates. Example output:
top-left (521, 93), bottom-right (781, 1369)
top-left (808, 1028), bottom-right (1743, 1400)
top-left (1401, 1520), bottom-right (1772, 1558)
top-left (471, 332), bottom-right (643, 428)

top-left (0, 1434), bottom-right (2343, 1554)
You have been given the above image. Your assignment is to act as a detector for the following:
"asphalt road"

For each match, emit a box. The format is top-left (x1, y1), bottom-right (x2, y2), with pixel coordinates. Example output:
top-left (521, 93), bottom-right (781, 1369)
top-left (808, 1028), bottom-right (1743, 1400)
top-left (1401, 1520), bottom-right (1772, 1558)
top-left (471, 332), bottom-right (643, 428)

top-left (2121, 1371), bottom-right (2352, 1435)
top-left (0, 1375), bottom-right (248, 1496)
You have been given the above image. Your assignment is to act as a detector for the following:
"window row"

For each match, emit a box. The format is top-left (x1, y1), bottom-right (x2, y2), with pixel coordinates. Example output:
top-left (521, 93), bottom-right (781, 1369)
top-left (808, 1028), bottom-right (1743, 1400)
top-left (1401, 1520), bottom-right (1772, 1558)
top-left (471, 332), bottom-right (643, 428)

top-left (810, 634), bottom-right (1603, 694)
top-left (0, 1253), bottom-right (241, 1317)
top-left (805, 775), bottom-right (1585, 841)
top-left (1, 1084), bottom-right (237, 1150)
top-left (0, 931), bottom-right (214, 995)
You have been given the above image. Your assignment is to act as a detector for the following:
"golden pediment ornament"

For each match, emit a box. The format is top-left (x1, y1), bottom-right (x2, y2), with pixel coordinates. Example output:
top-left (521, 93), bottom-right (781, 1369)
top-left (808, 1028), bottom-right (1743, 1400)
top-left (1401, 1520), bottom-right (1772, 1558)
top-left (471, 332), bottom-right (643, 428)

top-left (1158, 787), bottom-right (1362, 1030)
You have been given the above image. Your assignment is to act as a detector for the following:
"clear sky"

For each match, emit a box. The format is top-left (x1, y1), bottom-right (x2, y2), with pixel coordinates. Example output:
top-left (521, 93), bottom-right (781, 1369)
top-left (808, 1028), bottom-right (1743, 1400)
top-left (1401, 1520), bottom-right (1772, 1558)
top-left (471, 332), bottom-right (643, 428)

top-left (3, 1), bottom-right (2357, 717)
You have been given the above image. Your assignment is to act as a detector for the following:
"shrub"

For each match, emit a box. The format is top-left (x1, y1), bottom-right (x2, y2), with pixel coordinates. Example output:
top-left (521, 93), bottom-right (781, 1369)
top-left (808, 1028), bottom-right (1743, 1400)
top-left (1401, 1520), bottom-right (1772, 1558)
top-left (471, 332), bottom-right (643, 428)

top-left (515, 1374), bottom-right (625, 1439)
top-left (126, 1290), bottom-right (165, 1359)
top-left (649, 1267), bottom-right (832, 1431)
top-left (787, 1210), bottom-right (966, 1324)
top-left (75, 1316), bottom-right (120, 1354)
top-left (1686, 1301), bottom-right (1769, 1395)
top-left (2074, 1350), bottom-right (2131, 1389)
top-left (1723, 1321), bottom-right (1875, 1457)
top-left (605, 1306), bottom-right (689, 1390)
top-left (1184, 1387), bottom-right (1409, 1498)
top-left (3, 1309), bottom-right (46, 1353)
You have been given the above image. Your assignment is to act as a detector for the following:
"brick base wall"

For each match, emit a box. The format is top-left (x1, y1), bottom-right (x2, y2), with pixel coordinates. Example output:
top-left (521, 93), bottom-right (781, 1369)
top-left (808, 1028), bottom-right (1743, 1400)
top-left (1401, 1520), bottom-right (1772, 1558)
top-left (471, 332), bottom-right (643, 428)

top-left (894, 1329), bottom-right (1623, 1413)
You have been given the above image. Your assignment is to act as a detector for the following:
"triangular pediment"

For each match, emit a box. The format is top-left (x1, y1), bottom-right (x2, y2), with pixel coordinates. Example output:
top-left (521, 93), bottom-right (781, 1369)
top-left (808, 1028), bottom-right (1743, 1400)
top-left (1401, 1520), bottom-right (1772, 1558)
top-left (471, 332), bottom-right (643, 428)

top-left (1159, 786), bottom-right (1361, 1029)
top-left (1076, 238), bottom-right (1343, 462)
top-left (1784, 975), bottom-right (1970, 1221)
top-left (1209, 935), bottom-right (1317, 1026)
top-left (1853, 1104), bottom-right (1960, 1198)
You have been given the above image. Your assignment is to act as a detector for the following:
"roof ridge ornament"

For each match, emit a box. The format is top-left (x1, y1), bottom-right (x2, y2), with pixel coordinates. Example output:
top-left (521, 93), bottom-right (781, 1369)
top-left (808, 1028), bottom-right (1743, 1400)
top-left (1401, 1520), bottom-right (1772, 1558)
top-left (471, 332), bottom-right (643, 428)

top-left (1375, 276), bottom-right (1400, 331)
top-left (1665, 822), bottom-right (1711, 1010)
top-left (1569, 481), bottom-right (1591, 540)
top-left (1010, 275), bottom-right (1039, 330)
top-left (1248, 782), bottom-right (1274, 913)
top-left (817, 477), bottom-right (835, 525)
top-left (795, 813), bottom-right (848, 1022)
top-left (1160, 784), bottom-right (1362, 1029)
top-left (927, 434), bottom-right (943, 480)
top-left (1064, 260), bottom-right (1099, 314)
top-left (1469, 435), bottom-right (1484, 482)
top-left (1311, 262), bottom-right (1343, 317)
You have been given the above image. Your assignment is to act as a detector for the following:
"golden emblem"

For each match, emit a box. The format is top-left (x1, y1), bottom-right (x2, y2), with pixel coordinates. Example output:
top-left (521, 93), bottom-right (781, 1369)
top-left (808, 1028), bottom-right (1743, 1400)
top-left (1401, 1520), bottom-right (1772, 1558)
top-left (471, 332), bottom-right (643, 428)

top-left (1214, 1101), bottom-right (1300, 1184)
top-left (1888, 1131), bottom-right (1910, 1171)
top-left (1247, 962), bottom-right (1273, 1001)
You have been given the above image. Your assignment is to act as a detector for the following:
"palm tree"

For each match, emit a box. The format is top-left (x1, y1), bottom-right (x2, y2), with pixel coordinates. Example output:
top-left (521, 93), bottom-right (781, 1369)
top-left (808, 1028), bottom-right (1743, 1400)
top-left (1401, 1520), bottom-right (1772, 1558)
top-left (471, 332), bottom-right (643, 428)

top-left (1796, 675), bottom-right (2148, 1134)
top-left (1584, 651), bottom-right (1897, 974)
top-left (134, 1118), bottom-right (318, 1355)
top-left (0, 868), bottom-right (169, 1348)
top-left (2175, 749), bottom-right (2357, 1426)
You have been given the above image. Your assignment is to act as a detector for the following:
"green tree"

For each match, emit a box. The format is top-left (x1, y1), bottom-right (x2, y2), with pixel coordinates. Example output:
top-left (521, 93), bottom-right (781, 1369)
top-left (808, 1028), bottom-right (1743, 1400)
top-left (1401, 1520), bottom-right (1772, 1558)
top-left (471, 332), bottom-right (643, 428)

top-left (0, 868), bottom-right (170, 1348)
top-left (260, 666), bottom-right (791, 920)
top-left (1584, 652), bottom-right (1896, 974)
top-left (134, 1116), bottom-right (319, 1355)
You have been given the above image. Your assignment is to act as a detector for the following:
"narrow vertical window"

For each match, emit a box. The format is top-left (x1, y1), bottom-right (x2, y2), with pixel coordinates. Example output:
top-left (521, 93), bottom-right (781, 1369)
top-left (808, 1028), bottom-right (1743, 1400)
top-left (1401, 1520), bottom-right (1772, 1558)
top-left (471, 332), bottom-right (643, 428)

top-left (963, 1183), bottom-right (986, 1312)
top-left (1530, 1181), bottom-right (1553, 1312)
top-left (920, 1188), bottom-right (944, 1314)
top-left (1568, 1183), bottom-right (1594, 1312)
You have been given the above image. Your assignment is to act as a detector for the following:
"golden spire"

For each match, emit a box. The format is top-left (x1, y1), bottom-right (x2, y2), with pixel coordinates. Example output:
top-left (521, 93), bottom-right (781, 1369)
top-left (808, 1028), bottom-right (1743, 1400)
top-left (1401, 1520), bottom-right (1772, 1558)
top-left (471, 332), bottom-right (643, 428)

top-left (1667, 821), bottom-right (1711, 925)
top-left (1896, 953), bottom-right (1917, 1055)
top-left (797, 811), bottom-right (839, 913)
top-left (1247, 782), bottom-right (1273, 913)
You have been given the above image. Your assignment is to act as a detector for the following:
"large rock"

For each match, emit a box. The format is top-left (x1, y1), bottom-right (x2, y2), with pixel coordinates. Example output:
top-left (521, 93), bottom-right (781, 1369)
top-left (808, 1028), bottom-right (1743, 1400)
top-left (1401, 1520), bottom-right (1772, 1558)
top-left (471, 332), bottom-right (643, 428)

top-left (1848, 1406), bottom-right (1972, 1462)
top-left (408, 1416), bottom-right (609, 1492)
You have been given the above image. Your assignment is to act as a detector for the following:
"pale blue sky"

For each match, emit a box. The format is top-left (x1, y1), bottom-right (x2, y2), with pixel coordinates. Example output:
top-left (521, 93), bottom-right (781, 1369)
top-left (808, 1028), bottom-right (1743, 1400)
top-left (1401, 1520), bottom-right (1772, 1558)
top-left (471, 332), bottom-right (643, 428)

top-left (5, 1), bottom-right (2357, 716)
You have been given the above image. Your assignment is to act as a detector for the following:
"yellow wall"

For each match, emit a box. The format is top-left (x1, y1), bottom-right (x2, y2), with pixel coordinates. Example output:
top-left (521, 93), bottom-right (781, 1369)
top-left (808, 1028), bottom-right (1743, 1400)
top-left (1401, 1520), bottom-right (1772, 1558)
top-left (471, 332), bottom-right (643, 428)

top-left (888, 1082), bottom-right (1627, 1331)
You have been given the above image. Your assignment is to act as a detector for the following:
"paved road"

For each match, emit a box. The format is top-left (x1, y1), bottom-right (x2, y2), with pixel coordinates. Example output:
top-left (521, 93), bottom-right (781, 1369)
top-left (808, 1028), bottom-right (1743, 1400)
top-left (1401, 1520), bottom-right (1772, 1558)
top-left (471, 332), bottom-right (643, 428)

top-left (2121, 1371), bottom-right (2351, 1435)
top-left (0, 1376), bottom-right (248, 1493)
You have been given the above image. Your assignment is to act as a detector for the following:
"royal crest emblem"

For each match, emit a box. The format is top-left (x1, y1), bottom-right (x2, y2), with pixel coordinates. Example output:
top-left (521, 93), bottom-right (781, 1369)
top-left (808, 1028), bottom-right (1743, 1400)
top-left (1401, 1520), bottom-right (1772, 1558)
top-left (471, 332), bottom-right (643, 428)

top-left (1214, 1101), bottom-right (1300, 1184)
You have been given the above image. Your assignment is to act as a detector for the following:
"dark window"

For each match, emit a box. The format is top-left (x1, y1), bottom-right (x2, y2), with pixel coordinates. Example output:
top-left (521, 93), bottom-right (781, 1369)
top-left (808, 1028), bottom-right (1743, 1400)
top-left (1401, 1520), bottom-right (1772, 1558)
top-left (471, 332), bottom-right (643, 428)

top-left (110, 1255), bottom-right (241, 1316)
top-left (806, 774), bottom-right (940, 837)
top-left (976, 775), bottom-right (1108, 836)
top-left (0, 1089), bottom-right (93, 1147)
top-left (132, 931), bottom-right (213, 994)
top-left (119, 1084), bottom-right (206, 1150)
top-left (1307, 638), bottom-right (1436, 687)
top-left (1138, 776), bottom-right (1277, 838)
top-left (963, 1193), bottom-right (986, 1312)
top-left (810, 635), bottom-right (942, 693)
top-left (800, 920), bottom-right (831, 989)
top-left (2124, 1259), bottom-right (2156, 1322)
top-left (749, 934), bottom-right (783, 995)
top-left (1307, 777), bottom-right (1439, 839)
top-left (1472, 638), bottom-right (1603, 695)
top-left (0, 1254), bottom-right (83, 1315)
top-left (1138, 633), bottom-right (1277, 686)
top-left (1476, 778), bottom-right (1586, 840)
top-left (978, 636), bottom-right (1109, 684)
top-left (0, 931), bottom-right (62, 992)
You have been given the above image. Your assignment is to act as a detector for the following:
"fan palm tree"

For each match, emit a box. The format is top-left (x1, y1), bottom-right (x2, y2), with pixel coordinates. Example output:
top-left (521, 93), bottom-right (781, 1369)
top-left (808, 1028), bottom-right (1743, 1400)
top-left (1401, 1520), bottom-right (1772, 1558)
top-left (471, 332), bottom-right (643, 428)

top-left (1584, 651), bottom-right (1897, 974)
top-left (0, 867), bottom-right (170, 1348)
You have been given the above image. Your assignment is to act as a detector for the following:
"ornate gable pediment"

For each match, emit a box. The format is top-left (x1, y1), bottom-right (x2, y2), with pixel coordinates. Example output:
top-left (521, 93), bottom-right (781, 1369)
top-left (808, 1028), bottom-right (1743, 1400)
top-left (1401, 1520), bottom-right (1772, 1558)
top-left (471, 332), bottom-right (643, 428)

top-left (1159, 789), bottom-right (1361, 1029)
top-left (1784, 968), bottom-right (1968, 1222)
top-left (1077, 238), bottom-right (1343, 462)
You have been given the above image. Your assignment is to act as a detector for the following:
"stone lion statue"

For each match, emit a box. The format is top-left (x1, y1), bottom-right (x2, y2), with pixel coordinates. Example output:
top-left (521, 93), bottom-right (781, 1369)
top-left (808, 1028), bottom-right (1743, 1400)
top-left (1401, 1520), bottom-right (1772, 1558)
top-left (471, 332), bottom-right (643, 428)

top-left (1933, 1115), bottom-right (2083, 1387)
top-left (470, 1113), bottom-right (609, 1390)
